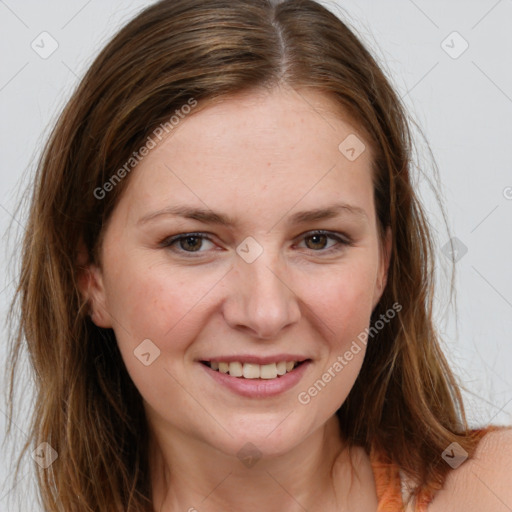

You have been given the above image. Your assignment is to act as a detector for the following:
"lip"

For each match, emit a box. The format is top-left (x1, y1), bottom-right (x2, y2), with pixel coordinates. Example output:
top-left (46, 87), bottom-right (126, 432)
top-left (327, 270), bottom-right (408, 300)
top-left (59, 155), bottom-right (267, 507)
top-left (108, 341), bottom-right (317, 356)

top-left (199, 354), bottom-right (309, 365)
top-left (198, 359), bottom-right (312, 398)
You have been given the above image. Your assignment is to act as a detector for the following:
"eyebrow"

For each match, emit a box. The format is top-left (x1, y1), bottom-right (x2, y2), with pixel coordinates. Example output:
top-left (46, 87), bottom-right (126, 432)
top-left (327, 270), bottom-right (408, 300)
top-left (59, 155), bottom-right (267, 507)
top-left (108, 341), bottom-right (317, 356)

top-left (137, 202), bottom-right (368, 227)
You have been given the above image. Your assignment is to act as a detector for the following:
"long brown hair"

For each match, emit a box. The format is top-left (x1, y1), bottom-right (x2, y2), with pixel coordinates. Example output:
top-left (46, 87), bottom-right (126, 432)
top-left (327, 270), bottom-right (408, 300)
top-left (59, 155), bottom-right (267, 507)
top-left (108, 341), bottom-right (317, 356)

top-left (5, 0), bottom-right (482, 510)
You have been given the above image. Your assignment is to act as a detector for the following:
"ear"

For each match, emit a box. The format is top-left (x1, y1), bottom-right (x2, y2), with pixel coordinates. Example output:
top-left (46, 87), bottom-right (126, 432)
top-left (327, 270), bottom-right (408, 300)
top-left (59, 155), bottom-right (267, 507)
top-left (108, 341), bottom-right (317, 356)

top-left (372, 226), bottom-right (392, 310)
top-left (77, 239), bottom-right (113, 329)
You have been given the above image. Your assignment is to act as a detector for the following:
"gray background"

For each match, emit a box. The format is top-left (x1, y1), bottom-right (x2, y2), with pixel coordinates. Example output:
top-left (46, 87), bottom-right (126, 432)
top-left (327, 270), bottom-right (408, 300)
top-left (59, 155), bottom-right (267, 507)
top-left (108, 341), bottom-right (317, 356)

top-left (1, 0), bottom-right (511, 509)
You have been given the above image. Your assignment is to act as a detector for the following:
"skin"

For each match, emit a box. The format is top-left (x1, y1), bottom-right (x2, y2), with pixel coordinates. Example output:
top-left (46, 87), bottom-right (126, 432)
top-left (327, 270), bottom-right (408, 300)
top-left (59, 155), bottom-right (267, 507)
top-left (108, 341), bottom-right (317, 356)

top-left (81, 85), bottom-right (393, 511)
top-left (428, 429), bottom-right (512, 512)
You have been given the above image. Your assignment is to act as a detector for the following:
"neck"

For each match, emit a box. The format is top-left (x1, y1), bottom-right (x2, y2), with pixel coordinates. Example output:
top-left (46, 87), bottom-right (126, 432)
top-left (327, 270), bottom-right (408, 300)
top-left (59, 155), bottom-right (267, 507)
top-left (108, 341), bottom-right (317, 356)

top-left (148, 414), bottom-right (347, 512)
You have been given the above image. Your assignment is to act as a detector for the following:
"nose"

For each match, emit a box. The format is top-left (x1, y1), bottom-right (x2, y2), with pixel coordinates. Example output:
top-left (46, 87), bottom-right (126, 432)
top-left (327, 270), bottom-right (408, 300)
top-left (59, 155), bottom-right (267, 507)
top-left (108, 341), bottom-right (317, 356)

top-left (222, 249), bottom-right (301, 340)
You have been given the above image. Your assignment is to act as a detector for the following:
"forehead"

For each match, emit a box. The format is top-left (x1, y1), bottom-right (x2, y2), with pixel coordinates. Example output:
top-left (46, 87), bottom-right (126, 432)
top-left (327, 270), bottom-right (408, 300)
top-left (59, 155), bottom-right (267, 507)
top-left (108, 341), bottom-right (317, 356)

top-left (114, 86), bottom-right (375, 228)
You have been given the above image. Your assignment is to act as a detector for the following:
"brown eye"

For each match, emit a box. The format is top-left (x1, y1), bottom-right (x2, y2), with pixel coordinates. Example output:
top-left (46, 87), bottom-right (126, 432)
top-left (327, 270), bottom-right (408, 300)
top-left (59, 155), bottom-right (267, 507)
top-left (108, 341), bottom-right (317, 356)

top-left (298, 230), bottom-right (351, 254)
top-left (178, 235), bottom-right (203, 252)
top-left (304, 233), bottom-right (329, 250)
top-left (160, 233), bottom-right (215, 254)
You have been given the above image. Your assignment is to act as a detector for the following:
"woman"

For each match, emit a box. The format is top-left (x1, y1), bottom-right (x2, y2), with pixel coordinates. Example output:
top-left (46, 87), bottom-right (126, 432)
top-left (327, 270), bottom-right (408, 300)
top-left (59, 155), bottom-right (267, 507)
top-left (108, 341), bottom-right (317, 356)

top-left (6, 0), bottom-right (511, 510)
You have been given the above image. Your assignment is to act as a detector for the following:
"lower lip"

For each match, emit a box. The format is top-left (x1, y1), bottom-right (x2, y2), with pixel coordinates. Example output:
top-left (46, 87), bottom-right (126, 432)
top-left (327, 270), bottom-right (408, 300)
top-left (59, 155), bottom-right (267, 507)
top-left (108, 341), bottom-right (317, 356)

top-left (199, 361), bottom-right (311, 398)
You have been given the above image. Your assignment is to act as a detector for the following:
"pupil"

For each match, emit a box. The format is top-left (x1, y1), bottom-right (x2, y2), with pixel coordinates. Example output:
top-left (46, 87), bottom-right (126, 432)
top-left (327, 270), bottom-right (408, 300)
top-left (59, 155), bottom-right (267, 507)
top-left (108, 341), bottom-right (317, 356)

top-left (183, 236), bottom-right (201, 251)
top-left (308, 234), bottom-right (326, 250)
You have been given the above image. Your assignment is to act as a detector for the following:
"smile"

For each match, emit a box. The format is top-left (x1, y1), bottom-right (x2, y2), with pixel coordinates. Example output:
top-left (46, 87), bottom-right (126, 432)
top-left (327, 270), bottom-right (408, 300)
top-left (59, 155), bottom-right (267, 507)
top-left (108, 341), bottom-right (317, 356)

top-left (198, 359), bottom-right (312, 398)
top-left (201, 360), bottom-right (304, 379)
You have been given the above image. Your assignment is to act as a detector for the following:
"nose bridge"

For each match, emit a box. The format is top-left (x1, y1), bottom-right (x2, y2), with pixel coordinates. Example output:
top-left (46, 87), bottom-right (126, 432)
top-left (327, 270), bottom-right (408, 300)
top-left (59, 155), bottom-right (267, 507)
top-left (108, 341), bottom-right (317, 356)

top-left (224, 240), bottom-right (300, 339)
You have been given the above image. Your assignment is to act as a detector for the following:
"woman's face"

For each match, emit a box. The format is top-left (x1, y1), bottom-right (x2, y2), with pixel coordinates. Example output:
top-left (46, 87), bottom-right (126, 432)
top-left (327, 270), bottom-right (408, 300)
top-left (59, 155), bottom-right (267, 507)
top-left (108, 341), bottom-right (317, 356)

top-left (84, 86), bottom-right (391, 458)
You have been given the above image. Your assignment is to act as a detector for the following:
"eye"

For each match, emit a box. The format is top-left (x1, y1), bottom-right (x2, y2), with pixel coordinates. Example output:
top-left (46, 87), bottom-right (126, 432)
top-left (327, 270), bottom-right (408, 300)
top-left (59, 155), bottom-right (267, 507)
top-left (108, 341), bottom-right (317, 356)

top-left (296, 230), bottom-right (352, 254)
top-left (159, 232), bottom-right (215, 255)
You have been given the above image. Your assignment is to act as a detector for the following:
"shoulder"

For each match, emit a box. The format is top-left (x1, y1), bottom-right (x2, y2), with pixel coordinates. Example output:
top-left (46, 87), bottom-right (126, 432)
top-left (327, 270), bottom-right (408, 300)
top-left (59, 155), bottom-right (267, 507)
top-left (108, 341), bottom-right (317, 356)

top-left (428, 427), bottom-right (512, 512)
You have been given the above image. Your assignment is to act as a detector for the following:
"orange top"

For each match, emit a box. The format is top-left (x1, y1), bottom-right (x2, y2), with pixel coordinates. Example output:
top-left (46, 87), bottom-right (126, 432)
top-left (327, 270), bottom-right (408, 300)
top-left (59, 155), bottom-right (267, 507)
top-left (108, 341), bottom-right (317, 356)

top-left (369, 426), bottom-right (508, 511)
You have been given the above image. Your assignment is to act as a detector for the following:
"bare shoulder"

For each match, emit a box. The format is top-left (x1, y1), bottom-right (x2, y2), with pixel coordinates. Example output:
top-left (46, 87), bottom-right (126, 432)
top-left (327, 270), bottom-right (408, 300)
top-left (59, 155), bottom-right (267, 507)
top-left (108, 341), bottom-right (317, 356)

top-left (429, 428), bottom-right (512, 512)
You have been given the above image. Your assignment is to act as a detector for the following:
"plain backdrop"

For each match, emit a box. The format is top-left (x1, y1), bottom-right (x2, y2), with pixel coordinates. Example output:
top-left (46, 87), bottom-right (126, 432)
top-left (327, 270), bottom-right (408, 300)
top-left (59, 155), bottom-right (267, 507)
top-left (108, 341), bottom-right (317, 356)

top-left (1, 0), bottom-right (511, 509)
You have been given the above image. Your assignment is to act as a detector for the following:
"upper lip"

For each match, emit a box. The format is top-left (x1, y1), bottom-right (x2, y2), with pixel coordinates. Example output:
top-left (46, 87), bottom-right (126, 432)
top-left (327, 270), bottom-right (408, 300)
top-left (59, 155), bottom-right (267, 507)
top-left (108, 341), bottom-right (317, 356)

top-left (199, 354), bottom-right (311, 365)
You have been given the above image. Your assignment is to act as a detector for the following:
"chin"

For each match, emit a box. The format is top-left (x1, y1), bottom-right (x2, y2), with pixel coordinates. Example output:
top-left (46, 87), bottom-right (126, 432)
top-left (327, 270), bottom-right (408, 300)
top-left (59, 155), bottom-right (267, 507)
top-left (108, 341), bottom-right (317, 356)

top-left (203, 414), bottom-right (317, 461)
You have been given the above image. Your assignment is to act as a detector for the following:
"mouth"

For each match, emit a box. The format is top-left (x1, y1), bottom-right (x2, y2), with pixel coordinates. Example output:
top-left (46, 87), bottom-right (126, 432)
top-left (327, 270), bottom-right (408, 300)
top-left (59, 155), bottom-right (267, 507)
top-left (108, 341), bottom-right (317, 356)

top-left (198, 358), bottom-right (312, 398)
top-left (199, 359), bottom-right (310, 379)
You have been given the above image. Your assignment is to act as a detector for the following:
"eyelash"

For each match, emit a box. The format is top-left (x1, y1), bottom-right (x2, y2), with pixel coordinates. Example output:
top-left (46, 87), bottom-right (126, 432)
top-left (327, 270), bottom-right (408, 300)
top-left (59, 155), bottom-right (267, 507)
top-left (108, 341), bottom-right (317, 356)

top-left (159, 230), bottom-right (353, 257)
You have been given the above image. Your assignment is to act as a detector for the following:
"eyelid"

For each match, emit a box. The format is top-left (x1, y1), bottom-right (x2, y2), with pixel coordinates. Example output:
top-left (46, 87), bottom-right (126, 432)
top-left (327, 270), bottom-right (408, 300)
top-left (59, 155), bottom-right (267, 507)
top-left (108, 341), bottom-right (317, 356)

top-left (298, 230), bottom-right (353, 255)
top-left (159, 230), bottom-right (353, 256)
top-left (158, 232), bottom-right (216, 252)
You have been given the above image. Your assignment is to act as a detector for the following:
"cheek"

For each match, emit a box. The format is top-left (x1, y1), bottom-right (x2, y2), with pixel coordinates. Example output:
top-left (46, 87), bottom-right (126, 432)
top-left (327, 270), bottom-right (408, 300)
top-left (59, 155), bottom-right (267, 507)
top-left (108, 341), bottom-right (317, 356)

top-left (102, 260), bottom-right (217, 409)
top-left (296, 285), bottom-right (371, 417)
top-left (306, 257), bottom-right (378, 340)
top-left (103, 254), bottom-right (226, 351)
top-left (299, 257), bottom-right (376, 401)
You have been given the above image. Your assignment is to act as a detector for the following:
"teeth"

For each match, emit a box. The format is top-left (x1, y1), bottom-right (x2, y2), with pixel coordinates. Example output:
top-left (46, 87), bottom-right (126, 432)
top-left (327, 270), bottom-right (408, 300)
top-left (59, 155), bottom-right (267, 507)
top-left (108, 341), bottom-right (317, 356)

top-left (243, 363), bottom-right (260, 379)
top-left (206, 360), bottom-right (301, 379)
top-left (260, 363), bottom-right (277, 379)
top-left (276, 361), bottom-right (287, 375)
top-left (229, 361), bottom-right (243, 377)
